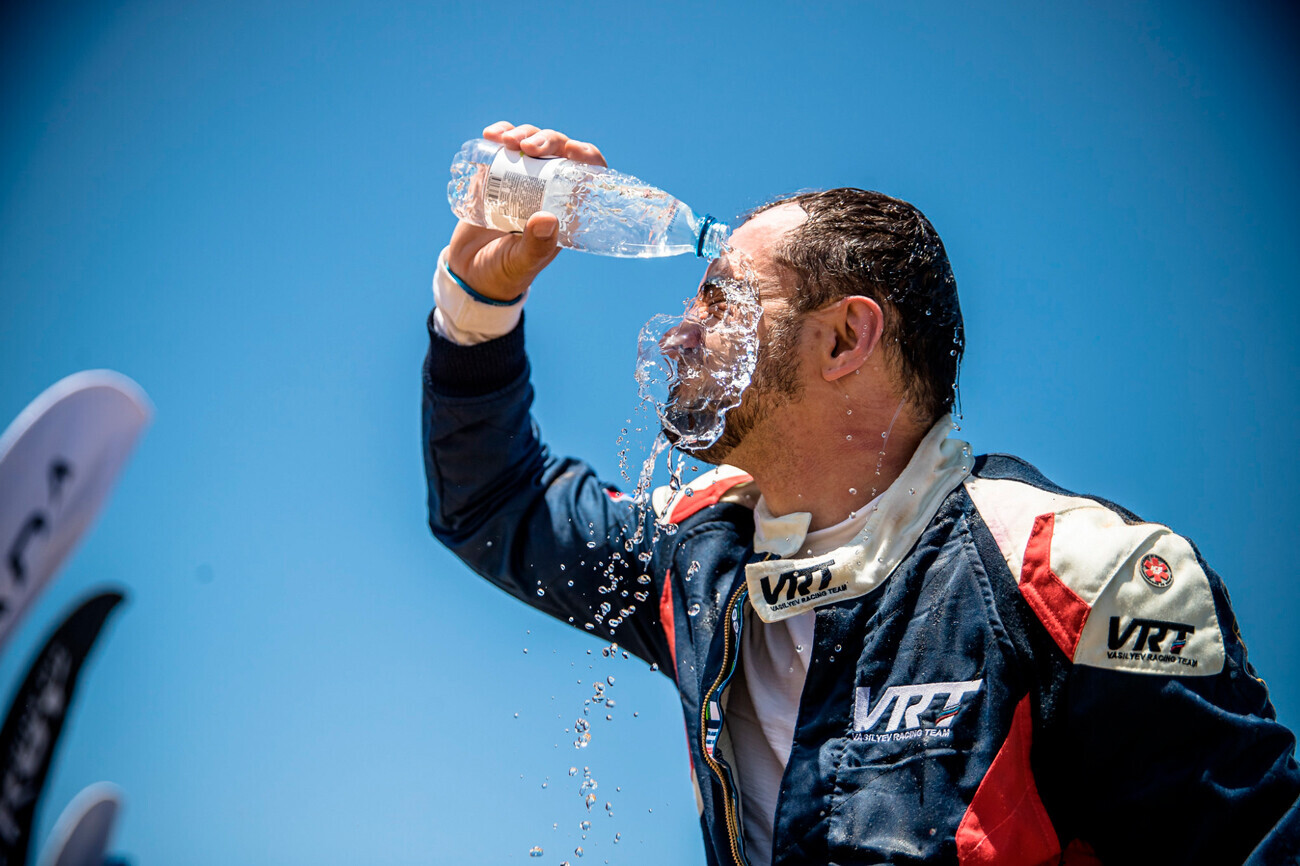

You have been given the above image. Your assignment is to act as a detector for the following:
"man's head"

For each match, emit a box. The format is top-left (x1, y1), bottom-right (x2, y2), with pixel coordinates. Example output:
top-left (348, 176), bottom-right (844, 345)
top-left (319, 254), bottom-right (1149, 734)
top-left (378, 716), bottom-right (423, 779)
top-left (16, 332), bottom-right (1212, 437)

top-left (750, 188), bottom-right (963, 424)
top-left (653, 188), bottom-right (963, 468)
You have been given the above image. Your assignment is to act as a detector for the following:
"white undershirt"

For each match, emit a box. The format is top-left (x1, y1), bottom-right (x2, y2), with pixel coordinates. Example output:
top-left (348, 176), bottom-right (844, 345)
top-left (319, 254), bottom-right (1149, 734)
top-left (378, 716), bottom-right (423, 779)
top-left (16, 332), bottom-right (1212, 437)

top-left (728, 497), bottom-right (874, 866)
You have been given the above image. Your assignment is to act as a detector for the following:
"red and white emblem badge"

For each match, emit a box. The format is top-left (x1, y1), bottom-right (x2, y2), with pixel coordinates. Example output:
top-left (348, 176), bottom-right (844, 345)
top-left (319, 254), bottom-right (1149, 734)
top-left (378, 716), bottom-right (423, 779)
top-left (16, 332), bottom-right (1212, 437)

top-left (1139, 553), bottom-right (1174, 588)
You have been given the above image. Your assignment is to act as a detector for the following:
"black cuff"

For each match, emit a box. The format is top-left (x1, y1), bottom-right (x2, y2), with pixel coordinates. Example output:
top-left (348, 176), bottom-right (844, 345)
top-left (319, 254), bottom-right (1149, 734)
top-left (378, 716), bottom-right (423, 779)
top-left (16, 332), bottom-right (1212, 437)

top-left (423, 309), bottom-right (528, 398)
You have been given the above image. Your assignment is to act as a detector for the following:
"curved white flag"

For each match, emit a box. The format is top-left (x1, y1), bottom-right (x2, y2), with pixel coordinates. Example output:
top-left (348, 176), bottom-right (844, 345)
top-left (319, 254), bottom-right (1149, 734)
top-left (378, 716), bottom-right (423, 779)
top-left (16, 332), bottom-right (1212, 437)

top-left (0, 371), bottom-right (152, 648)
top-left (37, 782), bottom-right (122, 866)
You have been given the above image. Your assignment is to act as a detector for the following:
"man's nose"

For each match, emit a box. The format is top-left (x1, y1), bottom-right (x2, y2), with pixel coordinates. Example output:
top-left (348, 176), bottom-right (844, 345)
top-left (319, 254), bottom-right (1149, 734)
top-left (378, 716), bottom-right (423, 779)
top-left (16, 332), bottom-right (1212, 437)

top-left (660, 319), bottom-right (704, 360)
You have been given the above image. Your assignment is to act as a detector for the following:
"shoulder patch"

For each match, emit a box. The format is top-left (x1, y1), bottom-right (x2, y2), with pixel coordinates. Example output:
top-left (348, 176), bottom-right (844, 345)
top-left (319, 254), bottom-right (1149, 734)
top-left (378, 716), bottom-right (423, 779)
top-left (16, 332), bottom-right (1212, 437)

top-left (965, 476), bottom-right (1225, 676)
top-left (652, 465), bottom-right (754, 524)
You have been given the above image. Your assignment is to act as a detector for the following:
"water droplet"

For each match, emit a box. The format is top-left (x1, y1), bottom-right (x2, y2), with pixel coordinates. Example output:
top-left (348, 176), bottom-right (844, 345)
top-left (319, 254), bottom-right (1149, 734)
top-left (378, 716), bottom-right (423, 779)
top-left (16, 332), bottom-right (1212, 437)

top-left (614, 833), bottom-right (621, 844)
top-left (607, 676), bottom-right (616, 685)
top-left (529, 845), bottom-right (544, 857)
top-left (637, 574), bottom-right (652, 585)
top-left (569, 767), bottom-right (577, 776)
top-left (795, 644), bottom-right (804, 653)
top-left (522, 648), bottom-right (529, 654)
top-left (585, 793), bottom-right (596, 810)
top-left (575, 846), bottom-right (584, 858)
top-left (909, 488), bottom-right (916, 495)
top-left (846, 434), bottom-right (852, 441)
top-left (687, 603), bottom-right (701, 617)
top-left (848, 487), bottom-right (856, 495)
top-left (536, 587), bottom-right (545, 596)
top-left (834, 644), bottom-right (842, 652)
top-left (586, 541), bottom-right (597, 549)
top-left (649, 662), bottom-right (659, 671)
top-left (580, 820), bottom-right (591, 831)
top-left (485, 540), bottom-right (493, 548)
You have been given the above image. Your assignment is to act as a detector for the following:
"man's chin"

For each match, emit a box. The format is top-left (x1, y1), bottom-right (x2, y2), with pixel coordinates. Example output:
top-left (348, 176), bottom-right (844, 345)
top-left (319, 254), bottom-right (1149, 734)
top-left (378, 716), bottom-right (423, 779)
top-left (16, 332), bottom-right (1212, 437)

top-left (660, 410), bottom-right (739, 466)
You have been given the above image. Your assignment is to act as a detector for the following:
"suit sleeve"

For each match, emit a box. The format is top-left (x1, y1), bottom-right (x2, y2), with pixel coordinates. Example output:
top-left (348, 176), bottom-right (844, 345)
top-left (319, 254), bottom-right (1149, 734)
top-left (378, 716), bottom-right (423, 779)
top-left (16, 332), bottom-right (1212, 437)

top-left (421, 311), bottom-right (674, 671)
top-left (1023, 512), bottom-right (1300, 863)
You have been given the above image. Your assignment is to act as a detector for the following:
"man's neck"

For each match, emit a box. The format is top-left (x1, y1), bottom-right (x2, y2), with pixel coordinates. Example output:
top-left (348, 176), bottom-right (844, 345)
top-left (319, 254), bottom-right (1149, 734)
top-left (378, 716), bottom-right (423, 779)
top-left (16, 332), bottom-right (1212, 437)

top-left (732, 396), bottom-right (931, 532)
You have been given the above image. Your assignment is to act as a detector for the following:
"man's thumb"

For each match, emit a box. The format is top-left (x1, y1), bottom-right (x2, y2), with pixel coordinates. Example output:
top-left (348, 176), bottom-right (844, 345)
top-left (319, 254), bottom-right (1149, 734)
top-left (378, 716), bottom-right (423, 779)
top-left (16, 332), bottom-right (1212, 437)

top-left (520, 212), bottom-right (559, 264)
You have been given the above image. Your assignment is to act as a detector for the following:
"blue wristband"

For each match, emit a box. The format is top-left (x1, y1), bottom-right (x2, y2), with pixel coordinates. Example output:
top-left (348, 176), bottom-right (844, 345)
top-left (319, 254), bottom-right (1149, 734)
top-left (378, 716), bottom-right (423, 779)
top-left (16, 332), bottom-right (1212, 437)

top-left (444, 262), bottom-right (525, 307)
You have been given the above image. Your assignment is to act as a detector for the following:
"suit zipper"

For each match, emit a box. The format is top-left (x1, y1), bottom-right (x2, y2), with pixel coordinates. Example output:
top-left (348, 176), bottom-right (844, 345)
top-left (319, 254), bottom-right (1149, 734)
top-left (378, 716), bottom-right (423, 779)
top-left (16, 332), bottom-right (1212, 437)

top-left (700, 581), bottom-right (750, 866)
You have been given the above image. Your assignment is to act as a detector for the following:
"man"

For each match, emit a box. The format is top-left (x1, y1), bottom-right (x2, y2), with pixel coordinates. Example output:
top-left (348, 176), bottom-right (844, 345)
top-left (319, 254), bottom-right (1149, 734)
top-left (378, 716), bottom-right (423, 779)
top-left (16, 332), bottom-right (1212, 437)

top-left (423, 122), bottom-right (1300, 864)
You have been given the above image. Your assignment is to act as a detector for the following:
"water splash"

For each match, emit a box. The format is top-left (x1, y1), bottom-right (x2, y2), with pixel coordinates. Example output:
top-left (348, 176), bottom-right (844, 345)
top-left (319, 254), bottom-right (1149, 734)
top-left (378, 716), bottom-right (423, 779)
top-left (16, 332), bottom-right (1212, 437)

top-left (634, 249), bottom-right (763, 453)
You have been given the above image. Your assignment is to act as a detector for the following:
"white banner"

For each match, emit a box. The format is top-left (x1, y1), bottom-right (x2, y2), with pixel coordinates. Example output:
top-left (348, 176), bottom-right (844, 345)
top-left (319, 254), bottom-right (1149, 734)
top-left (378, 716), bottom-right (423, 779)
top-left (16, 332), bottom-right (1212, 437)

top-left (37, 782), bottom-right (122, 866)
top-left (0, 371), bottom-right (152, 648)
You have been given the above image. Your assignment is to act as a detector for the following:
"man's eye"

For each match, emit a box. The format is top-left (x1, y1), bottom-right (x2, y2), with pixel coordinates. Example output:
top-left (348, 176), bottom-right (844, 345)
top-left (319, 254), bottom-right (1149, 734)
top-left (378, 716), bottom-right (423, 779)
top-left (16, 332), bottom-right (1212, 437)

top-left (700, 283), bottom-right (728, 310)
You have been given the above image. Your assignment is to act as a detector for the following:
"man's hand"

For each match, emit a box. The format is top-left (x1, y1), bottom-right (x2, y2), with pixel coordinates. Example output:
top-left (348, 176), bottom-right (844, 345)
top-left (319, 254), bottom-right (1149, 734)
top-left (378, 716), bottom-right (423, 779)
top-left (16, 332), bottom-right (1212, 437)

top-left (447, 121), bottom-right (607, 303)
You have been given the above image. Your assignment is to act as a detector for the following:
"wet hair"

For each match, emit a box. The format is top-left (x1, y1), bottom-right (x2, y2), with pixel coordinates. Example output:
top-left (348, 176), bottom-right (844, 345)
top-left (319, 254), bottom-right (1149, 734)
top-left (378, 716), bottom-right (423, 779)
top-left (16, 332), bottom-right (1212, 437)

top-left (749, 188), bottom-right (963, 422)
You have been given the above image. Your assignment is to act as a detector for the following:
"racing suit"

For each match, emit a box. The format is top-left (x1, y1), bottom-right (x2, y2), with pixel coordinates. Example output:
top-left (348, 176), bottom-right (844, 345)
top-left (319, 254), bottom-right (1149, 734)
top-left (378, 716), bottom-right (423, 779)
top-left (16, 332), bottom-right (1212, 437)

top-left (422, 313), bottom-right (1300, 865)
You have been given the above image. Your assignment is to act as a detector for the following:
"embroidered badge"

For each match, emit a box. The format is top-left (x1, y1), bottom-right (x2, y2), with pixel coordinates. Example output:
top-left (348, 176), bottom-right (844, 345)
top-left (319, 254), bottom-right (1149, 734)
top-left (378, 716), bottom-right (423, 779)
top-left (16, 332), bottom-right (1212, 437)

top-left (1138, 553), bottom-right (1174, 588)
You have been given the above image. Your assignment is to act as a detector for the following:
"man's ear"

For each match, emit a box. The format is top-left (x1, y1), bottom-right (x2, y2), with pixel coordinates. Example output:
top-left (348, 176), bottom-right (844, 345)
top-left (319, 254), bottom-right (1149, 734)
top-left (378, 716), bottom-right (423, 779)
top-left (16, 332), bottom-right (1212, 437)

top-left (822, 296), bottom-right (884, 382)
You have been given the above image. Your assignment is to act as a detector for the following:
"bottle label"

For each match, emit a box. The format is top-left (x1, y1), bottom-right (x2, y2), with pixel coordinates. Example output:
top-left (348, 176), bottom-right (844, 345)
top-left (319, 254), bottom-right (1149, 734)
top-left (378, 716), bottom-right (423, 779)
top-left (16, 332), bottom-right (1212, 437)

top-left (483, 149), bottom-right (563, 233)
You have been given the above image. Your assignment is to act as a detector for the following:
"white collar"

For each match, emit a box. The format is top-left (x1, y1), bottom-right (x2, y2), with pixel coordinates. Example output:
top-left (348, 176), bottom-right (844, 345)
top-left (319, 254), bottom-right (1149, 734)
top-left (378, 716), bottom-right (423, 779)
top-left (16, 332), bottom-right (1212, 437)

top-left (752, 496), bottom-right (878, 560)
top-left (745, 416), bottom-right (972, 623)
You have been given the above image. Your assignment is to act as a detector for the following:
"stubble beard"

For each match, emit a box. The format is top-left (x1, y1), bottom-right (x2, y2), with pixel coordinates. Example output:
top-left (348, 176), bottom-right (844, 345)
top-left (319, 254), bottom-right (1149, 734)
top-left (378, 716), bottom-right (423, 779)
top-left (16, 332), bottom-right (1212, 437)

top-left (670, 313), bottom-right (804, 466)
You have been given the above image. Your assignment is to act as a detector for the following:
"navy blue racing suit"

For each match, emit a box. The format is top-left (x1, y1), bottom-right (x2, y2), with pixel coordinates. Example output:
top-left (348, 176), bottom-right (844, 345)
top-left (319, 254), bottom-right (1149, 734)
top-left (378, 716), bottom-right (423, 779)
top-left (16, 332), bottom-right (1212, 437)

top-left (422, 314), bottom-right (1300, 865)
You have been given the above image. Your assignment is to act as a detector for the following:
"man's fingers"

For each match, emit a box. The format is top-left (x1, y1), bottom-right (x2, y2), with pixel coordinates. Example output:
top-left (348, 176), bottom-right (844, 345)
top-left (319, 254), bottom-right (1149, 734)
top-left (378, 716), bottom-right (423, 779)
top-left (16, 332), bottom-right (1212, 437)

top-left (520, 128), bottom-right (569, 158)
top-left (485, 123), bottom-right (604, 166)
top-left (482, 120), bottom-right (515, 141)
top-left (501, 124), bottom-right (541, 147)
top-left (564, 139), bottom-right (607, 168)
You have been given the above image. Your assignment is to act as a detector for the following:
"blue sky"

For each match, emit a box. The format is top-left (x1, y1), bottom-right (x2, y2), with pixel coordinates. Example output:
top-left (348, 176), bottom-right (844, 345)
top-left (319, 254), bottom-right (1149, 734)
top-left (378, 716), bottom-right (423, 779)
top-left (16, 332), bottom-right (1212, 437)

top-left (1, 1), bottom-right (1297, 863)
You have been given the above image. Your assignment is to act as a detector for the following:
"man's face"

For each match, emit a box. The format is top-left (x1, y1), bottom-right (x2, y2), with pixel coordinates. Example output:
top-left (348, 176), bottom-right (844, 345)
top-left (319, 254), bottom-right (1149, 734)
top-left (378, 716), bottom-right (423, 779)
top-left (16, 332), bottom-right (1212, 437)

top-left (635, 204), bottom-right (808, 462)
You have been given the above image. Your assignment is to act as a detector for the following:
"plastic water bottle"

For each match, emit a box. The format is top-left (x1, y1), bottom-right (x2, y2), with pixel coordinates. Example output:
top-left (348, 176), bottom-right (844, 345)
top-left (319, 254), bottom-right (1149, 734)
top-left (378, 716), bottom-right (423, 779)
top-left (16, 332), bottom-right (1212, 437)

top-left (447, 138), bottom-right (729, 259)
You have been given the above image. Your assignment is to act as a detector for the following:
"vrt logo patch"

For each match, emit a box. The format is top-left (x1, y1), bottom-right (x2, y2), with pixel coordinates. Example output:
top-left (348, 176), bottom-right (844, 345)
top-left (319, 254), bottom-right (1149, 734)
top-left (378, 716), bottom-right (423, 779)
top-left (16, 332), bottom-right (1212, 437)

top-left (1105, 616), bottom-right (1198, 667)
top-left (757, 558), bottom-right (844, 612)
top-left (851, 679), bottom-right (982, 743)
top-left (1139, 553), bottom-right (1174, 588)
